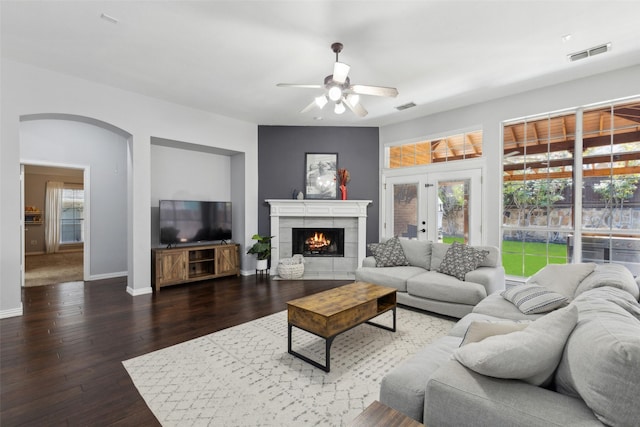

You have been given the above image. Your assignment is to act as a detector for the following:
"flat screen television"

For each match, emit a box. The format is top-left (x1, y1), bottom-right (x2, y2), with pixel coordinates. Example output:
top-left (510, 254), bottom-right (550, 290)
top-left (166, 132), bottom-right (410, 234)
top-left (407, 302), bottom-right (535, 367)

top-left (159, 200), bottom-right (232, 245)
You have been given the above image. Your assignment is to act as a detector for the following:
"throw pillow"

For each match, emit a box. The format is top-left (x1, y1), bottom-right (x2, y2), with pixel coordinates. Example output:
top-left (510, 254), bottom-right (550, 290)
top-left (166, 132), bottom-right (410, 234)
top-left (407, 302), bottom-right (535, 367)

top-left (460, 320), bottom-right (530, 346)
top-left (555, 297), bottom-right (640, 426)
top-left (367, 236), bottom-right (410, 267)
top-left (526, 263), bottom-right (596, 299)
top-left (502, 284), bottom-right (568, 314)
top-left (438, 241), bottom-right (489, 281)
top-left (453, 305), bottom-right (578, 386)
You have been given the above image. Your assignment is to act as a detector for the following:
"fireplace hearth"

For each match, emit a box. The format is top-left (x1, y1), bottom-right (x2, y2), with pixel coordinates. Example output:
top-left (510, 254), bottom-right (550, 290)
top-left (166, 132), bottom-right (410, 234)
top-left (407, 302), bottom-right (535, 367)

top-left (292, 228), bottom-right (345, 257)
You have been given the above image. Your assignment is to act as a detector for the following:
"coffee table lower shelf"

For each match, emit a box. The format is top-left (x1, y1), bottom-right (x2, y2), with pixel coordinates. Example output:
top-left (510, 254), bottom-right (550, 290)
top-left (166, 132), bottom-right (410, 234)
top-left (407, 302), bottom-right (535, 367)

top-left (287, 306), bottom-right (396, 372)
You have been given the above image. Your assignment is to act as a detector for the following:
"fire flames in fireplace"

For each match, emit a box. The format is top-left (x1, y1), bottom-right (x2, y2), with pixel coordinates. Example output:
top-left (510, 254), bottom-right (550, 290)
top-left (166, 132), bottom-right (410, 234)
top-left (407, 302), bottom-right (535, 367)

top-left (305, 232), bottom-right (331, 251)
top-left (292, 227), bottom-right (345, 257)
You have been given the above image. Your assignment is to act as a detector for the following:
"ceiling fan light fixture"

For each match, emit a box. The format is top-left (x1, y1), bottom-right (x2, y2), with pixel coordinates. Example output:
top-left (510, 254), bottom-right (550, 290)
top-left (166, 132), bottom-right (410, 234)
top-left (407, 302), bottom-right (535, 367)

top-left (277, 42), bottom-right (398, 118)
top-left (328, 86), bottom-right (342, 102)
top-left (315, 95), bottom-right (328, 109)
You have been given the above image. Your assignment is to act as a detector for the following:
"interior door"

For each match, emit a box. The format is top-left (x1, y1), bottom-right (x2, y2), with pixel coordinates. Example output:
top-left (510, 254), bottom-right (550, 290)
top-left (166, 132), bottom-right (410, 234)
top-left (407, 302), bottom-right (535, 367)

top-left (384, 168), bottom-right (482, 244)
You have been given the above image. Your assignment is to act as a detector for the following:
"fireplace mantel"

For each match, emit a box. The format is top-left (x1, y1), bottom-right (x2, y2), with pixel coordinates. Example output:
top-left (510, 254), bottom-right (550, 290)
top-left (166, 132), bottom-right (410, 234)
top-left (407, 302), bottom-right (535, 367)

top-left (266, 199), bottom-right (372, 218)
top-left (266, 199), bottom-right (372, 277)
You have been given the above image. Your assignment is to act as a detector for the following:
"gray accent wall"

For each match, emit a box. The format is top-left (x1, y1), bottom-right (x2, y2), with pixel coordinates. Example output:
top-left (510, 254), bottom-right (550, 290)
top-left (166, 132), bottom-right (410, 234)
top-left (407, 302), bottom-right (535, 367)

top-left (257, 126), bottom-right (380, 245)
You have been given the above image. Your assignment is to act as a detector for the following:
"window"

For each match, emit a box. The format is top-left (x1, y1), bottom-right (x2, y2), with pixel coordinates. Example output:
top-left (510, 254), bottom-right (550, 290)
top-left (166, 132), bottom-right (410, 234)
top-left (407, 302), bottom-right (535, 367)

top-left (502, 99), bottom-right (640, 278)
top-left (388, 130), bottom-right (482, 168)
top-left (61, 186), bottom-right (84, 244)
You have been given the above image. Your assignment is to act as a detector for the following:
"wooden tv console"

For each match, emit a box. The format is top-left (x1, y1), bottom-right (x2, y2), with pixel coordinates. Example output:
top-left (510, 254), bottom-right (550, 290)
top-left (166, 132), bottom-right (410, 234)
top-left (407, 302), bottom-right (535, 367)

top-left (152, 243), bottom-right (240, 291)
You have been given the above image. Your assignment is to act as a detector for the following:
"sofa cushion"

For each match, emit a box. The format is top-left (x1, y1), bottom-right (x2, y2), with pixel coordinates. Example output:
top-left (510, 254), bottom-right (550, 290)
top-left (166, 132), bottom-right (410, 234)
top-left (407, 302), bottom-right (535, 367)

top-left (429, 242), bottom-right (450, 271)
top-left (526, 263), bottom-right (596, 300)
top-left (555, 288), bottom-right (640, 427)
top-left (380, 336), bottom-right (462, 423)
top-left (574, 263), bottom-right (639, 300)
top-left (475, 245), bottom-right (501, 268)
top-left (448, 312), bottom-right (511, 338)
top-left (453, 305), bottom-right (578, 386)
top-left (501, 284), bottom-right (569, 314)
top-left (354, 266), bottom-right (425, 292)
top-left (460, 320), bottom-right (530, 346)
top-left (368, 236), bottom-right (410, 267)
top-left (425, 360), bottom-right (602, 427)
top-left (398, 239), bottom-right (432, 269)
top-left (473, 293), bottom-right (545, 321)
top-left (407, 271), bottom-right (487, 305)
top-left (439, 242), bottom-right (489, 281)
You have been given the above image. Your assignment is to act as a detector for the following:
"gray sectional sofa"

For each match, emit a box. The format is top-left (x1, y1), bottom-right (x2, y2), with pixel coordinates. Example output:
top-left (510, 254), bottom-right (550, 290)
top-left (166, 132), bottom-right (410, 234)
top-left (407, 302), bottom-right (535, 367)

top-left (355, 239), bottom-right (505, 318)
top-left (380, 263), bottom-right (640, 426)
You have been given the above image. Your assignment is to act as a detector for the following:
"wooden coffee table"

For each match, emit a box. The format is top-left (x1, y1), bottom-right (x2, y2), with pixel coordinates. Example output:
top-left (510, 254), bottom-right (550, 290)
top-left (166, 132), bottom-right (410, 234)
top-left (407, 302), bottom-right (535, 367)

top-left (287, 282), bottom-right (397, 372)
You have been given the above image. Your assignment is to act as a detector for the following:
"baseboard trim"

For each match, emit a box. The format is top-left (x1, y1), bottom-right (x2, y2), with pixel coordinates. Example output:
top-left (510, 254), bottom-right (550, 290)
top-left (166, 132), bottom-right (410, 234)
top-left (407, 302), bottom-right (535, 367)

top-left (127, 286), bottom-right (153, 296)
top-left (0, 304), bottom-right (24, 319)
top-left (88, 271), bottom-right (127, 281)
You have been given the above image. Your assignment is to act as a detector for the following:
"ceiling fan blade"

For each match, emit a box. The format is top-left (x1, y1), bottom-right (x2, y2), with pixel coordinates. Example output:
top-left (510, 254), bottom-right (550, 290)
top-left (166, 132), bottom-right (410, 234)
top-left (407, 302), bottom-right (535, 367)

top-left (344, 96), bottom-right (368, 117)
top-left (300, 99), bottom-right (318, 114)
top-left (332, 62), bottom-right (350, 84)
top-left (350, 84), bottom-right (399, 97)
top-left (277, 83), bottom-right (323, 89)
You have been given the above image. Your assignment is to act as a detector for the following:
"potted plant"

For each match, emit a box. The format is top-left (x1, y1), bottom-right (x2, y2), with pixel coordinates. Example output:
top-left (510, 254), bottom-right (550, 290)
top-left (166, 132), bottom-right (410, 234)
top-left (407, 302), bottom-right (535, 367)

top-left (247, 234), bottom-right (273, 270)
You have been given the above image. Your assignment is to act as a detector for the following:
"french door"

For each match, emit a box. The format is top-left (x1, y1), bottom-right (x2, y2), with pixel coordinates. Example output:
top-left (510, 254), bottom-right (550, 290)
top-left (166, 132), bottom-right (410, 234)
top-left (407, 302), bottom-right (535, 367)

top-left (383, 168), bottom-right (483, 244)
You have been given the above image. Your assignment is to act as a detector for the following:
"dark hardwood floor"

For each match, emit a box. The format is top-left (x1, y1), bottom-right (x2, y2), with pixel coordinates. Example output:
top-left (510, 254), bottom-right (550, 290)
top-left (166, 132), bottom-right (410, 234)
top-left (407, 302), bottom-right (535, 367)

top-left (0, 275), bottom-right (349, 426)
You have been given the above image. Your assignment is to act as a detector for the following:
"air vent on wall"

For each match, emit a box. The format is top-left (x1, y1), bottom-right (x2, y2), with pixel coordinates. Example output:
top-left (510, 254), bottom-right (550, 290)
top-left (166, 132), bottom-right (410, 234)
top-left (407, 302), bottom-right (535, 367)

top-left (568, 42), bottom-right (611, 62)
top-left (396, 102), bottom-right (416, 111)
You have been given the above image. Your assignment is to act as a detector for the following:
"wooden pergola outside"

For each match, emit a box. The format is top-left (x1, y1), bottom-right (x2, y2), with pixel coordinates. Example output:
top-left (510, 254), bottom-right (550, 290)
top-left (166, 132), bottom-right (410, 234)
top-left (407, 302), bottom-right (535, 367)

top-left (503, 101), bottom-right (640, 182)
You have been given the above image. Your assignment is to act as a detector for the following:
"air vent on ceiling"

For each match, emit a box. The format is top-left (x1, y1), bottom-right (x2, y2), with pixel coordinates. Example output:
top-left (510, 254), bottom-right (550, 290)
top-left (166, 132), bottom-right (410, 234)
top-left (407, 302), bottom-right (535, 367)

top-left (568, 42), bottom-right (611, 62)
top-left (396, 102), bottom-right (416, 111)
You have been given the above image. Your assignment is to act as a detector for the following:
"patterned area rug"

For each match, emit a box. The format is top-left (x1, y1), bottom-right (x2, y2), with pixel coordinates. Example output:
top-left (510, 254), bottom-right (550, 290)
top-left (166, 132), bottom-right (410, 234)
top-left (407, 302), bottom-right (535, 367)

top-left (123, 308), bottom-right (454, 426)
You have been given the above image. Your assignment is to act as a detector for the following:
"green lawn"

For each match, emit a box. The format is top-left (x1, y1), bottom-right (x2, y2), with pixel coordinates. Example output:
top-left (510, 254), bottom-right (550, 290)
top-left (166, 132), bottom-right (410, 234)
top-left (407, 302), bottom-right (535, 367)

top-left (443, 237), bottom-right (567, 277)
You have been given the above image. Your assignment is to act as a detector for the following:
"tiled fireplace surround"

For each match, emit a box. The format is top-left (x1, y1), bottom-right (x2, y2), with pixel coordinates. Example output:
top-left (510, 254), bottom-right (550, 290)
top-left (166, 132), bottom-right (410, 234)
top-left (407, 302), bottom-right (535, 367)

top-left (266, 200), bottom-right (372, 279)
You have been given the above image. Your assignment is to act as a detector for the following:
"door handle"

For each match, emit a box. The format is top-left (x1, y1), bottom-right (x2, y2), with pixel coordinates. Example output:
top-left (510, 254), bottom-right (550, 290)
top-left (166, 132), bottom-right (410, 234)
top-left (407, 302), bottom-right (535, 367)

top-left (420, 229), bottom-right (426, 233)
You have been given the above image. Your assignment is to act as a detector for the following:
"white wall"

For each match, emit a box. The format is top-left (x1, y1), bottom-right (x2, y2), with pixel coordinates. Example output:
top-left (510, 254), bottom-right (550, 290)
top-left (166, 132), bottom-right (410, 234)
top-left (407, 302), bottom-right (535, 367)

top-left (1, 59), bottom-right (258, 317)
top-left (21, 118), bottom-right (128, 277)
top-left (150, 144), bottom-right (231, 205)
top-left (380, 64), bottom-right (640, 249)
top-left (150, 142), bottom-right (233, 247)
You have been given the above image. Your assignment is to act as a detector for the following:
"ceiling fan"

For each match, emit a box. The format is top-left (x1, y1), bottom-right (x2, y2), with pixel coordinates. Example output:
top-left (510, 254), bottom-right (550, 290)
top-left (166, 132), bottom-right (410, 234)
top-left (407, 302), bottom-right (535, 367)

top-left (277, 42), bottom-right (398, 117)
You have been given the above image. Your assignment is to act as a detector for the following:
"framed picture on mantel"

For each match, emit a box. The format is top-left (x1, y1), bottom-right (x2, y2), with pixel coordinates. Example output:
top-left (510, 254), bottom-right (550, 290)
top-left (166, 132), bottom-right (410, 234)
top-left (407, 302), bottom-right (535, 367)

top-left (305, 153), bottom-right (337, 199)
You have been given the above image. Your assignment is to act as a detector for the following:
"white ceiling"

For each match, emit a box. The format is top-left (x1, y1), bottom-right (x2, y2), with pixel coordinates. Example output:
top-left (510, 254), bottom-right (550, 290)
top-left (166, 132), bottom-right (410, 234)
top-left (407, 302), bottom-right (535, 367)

top-left (2, 1), bottom-right (640, 127)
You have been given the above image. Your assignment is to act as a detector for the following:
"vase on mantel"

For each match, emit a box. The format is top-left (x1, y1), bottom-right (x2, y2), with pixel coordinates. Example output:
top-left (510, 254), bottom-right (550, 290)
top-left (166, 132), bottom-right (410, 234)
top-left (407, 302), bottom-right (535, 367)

top-left (340, 184), bottom-right (347, 200)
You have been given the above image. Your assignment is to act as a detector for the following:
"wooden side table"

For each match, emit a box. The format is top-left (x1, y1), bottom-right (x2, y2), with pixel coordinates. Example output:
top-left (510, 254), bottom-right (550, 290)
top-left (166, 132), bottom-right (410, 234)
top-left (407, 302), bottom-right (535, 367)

top-left (348, 400), bottom-right (424, 427)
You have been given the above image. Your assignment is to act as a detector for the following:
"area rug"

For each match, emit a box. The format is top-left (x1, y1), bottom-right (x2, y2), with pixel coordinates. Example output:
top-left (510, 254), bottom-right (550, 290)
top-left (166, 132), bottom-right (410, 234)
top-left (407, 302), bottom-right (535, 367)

top-left (122, 307), bottom-right (454, 426)
top-left (24, 251), bottom-right (83, 287)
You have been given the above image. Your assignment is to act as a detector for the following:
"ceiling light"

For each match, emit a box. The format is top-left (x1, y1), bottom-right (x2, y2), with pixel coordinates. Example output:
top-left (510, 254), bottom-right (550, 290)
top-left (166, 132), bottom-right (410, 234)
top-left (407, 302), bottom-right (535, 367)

top-left (334, 102), bottom-right (345, 115)
top-left (346, 94), bottom-right (360, 106)
top-left (328, 86), bottom-right (342, 102)
top-left (561, 34), bottom-right (572, 43)
top-left (314, 95), bottom-right (328, 109)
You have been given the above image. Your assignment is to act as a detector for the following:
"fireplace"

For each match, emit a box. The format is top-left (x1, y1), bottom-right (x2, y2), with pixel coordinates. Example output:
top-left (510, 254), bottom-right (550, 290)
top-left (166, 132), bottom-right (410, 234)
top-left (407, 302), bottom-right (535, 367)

top-left (267, 199), bottom-right (372, 279)
top-left (292, 228), bottom-right (345, 257)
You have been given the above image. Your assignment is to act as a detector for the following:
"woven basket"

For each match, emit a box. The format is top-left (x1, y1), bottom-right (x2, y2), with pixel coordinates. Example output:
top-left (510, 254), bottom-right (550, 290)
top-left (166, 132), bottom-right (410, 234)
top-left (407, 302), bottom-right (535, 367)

top-left (278, 255), bottom-right (305, 279)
